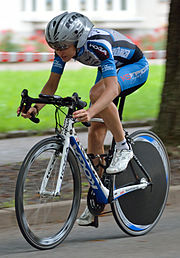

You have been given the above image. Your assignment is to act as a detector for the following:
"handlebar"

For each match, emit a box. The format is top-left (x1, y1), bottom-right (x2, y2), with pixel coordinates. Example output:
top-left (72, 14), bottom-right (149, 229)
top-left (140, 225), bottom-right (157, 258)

top-left (18, 89), bottom-right (90, 127)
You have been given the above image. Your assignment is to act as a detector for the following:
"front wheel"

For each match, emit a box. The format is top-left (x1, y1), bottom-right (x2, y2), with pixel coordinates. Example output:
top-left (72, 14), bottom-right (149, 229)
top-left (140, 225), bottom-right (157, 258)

top-left (15, 137), bottom-right (81, 249)
top-left (111, 130), bottom-right (170, 236)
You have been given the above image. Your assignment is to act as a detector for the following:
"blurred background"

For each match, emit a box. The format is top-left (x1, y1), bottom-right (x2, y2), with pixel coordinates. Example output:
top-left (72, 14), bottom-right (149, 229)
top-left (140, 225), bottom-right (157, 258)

top-left (0, 0), bottom-right (169, 52)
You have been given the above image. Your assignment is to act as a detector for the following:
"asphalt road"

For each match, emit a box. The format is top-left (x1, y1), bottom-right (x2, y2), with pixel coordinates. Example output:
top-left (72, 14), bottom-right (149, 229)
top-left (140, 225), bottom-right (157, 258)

top-left (0, 204), bottom-right (180, 258)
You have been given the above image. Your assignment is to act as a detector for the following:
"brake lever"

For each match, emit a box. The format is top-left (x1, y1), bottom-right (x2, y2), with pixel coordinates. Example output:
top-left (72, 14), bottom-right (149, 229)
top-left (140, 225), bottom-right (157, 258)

top-left (17, 89), bottom-right (40, 123)
top-left (17, 91), bottom-right (26, 117)
top-left (17, 100), bottom-right (24, 117)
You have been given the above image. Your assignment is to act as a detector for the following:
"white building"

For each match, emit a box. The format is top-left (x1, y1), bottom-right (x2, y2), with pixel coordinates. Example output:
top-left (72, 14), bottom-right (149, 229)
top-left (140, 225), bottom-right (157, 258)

top-left (0, 0), bottom-right (169, 35)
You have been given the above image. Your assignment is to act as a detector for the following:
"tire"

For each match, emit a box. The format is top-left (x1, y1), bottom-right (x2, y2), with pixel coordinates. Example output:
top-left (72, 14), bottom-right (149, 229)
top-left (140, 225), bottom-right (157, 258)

top-left (15, 137), bottom-right (81, 249)
top-left (111, 130), bottom-right (170, 236)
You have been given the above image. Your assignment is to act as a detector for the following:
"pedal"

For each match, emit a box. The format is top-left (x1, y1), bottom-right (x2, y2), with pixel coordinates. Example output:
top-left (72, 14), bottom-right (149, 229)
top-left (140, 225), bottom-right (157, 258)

top-left (89, 216), bottom-right (99, 228)
top-left (78, 216), bottom-right (99, 228)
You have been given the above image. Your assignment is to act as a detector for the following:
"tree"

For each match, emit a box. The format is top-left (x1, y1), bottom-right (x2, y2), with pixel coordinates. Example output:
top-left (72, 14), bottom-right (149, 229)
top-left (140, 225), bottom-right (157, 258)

top-left (154, 0), bottom-right (180, 146)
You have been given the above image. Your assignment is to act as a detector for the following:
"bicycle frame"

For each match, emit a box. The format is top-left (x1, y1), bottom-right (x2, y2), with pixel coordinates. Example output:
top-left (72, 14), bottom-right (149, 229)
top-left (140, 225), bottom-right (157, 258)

top-left (39, 116), bottom-right (149, 204)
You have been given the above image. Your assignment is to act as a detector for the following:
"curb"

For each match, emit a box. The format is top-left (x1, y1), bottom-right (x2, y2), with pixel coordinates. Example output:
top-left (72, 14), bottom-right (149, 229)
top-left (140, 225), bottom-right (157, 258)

top-left (0, 119), bottom-right (155, 140)
top-left (0, 185), bottom-right (179, 229)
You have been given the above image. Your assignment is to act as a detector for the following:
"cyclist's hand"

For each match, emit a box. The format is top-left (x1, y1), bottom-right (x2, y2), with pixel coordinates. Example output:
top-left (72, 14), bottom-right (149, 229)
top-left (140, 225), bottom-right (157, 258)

top-left (17, 106), bottom-right (38, 119)
top-left (73, 109), bottom-right (91, 122)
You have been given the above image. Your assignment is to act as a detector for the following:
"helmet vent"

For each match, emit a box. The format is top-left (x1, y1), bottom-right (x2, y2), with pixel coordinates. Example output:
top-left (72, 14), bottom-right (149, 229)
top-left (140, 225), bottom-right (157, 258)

top-left (53, 19), bottom-right (62, 38)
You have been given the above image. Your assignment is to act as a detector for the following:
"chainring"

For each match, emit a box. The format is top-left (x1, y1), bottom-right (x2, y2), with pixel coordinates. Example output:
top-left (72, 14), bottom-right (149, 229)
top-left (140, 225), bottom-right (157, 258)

top-left (87, 187), bottom-right (105, 216)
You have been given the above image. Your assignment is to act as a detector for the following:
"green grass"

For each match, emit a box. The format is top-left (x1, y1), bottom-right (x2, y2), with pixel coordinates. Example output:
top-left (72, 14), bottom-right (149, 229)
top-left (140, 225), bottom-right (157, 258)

top-left (0, 65), bottom-right (165, 133)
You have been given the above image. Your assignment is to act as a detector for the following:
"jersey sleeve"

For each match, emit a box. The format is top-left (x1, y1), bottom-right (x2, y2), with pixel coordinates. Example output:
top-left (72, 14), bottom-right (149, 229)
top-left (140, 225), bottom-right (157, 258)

top-left (101, 56), bottom-right (117, 78)
top-left (88, 40), bottom-right (117, 78)
top-left (51, 52), bottom-right (66, 75)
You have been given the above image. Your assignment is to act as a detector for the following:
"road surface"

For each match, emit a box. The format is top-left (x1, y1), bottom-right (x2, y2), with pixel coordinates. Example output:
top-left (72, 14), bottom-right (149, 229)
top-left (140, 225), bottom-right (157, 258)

top-left (0, 204), bottom-right (179, 258)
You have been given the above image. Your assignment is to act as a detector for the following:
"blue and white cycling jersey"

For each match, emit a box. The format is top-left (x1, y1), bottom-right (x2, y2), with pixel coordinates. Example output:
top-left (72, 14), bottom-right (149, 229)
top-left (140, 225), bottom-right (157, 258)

top-left (51, 28), bottom-right (143, 76)
top-left (51, 28), bottom-right (149, 93)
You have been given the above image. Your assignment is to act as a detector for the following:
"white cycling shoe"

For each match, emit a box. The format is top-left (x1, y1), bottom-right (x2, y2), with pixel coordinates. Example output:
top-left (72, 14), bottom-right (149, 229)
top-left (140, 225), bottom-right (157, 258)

top-left (77, 207), bottom-right (98, 228)
top-left (106, 148), bottom-right (133, 174)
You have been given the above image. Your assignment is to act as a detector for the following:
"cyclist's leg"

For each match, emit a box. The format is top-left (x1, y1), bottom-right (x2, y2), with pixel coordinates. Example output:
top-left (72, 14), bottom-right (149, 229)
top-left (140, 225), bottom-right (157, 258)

top-left (107, 56), bottom-right (149, 174)
top-left (77, 70), bottom-right (106, 227)
top-left (88, 66), bottom-right (129, 174)
top-left (89, 76), bottom-right (133, 174)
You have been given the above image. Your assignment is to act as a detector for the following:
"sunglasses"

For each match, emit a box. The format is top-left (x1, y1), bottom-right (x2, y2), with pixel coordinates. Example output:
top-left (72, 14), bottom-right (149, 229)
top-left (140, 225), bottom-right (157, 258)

top-left (48, 41), bottom-right (71, 51)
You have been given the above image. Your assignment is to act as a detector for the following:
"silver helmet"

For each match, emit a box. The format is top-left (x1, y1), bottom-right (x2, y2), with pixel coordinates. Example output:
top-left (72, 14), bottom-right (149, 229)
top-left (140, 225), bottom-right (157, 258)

top-left (45, 12), bottom-right (94, 50)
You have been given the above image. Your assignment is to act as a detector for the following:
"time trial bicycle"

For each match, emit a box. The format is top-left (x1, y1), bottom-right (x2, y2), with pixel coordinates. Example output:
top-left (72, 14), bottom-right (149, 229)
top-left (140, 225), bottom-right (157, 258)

top-left (15, 89), bottom-right (170, 250)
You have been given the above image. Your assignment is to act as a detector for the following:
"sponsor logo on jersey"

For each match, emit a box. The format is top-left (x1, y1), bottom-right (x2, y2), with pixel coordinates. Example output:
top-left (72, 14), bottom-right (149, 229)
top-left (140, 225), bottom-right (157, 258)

top-left (120, 74), bottom-right (131, 81)
top-left (129, 64), bottom-right (149, 79)
top-left (53, 60), bottom-right (63, 69)
top-left (113, 47), bottom-right (131, 59)
top-left (120, 64), bottom-right (149, 81)
top-left (102, 64), bottom-right (114, 73)
top-left (88, 43), bottom-right (109, 61)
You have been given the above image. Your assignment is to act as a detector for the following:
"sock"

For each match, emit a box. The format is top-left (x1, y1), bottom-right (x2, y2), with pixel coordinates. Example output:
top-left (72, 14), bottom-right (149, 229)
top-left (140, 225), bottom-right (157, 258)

top-left (116, 139), bottom-right (129, 151)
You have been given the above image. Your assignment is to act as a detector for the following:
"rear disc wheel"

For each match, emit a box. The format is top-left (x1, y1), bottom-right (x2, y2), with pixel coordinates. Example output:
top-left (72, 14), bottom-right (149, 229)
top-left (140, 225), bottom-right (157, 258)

top-left (111, 130), bottom-right (170, 236)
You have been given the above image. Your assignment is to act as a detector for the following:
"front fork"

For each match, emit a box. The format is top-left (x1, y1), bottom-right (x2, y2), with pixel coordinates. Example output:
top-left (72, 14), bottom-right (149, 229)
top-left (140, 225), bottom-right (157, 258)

top-left (39, 136), bottom-right (70, 196)
top-left (54, 136), bottom-right (70, 195)
top-left (39, 117), bottom-right (74, 196)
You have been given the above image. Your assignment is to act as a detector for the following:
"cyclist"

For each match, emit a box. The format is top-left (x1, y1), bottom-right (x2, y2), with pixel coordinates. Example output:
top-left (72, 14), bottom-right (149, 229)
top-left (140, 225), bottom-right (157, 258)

top-left (18, 12), bottom-right (149, 227)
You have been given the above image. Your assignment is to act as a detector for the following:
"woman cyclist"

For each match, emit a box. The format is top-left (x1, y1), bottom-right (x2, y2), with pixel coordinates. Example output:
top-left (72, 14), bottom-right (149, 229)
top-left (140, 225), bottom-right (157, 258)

top-left (18, 11), bottom-right (149, 227)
